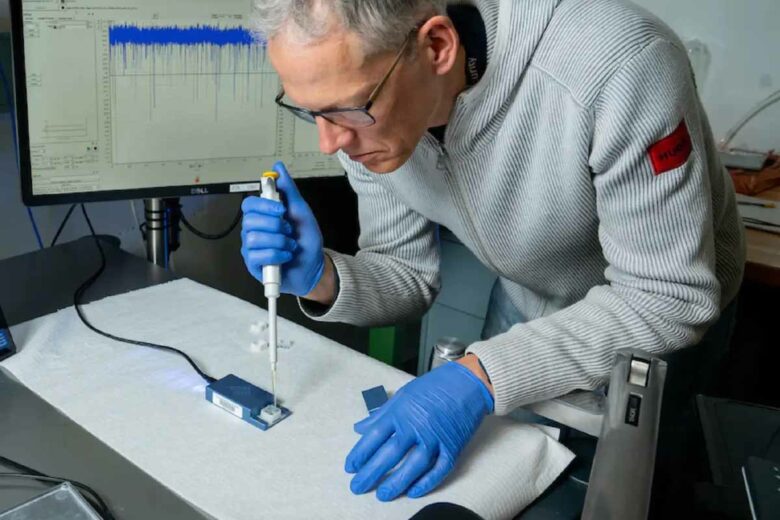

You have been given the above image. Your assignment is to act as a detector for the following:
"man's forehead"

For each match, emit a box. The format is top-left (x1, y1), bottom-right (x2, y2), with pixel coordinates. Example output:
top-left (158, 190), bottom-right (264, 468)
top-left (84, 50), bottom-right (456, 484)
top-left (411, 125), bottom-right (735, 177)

top-left (268, 30), bottom-right (385, 109)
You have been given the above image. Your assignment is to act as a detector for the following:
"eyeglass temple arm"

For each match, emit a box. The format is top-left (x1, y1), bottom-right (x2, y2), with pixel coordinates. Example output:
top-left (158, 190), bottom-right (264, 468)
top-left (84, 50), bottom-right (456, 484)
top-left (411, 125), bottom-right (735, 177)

top-left (366, 33), bottom-right (414, 104)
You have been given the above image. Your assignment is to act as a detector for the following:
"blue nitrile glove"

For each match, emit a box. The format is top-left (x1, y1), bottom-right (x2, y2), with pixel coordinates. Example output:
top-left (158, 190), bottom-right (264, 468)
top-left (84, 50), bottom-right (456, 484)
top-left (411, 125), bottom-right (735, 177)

top-left (345, 361), bottom-right (494, 502)
top-left (241, 161), bottom-right (325, 297)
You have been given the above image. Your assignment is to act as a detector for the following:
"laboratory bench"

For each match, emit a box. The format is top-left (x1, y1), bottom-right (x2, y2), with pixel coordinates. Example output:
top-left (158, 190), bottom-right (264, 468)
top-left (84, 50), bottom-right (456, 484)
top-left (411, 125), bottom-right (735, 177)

top-left (2, 232), bottom-right (776, 519)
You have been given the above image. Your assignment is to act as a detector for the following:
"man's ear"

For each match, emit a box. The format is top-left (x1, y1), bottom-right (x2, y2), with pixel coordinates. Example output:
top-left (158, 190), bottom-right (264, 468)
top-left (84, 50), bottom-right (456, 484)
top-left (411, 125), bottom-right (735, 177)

top-left (417, 15), bottom-right (460, 76)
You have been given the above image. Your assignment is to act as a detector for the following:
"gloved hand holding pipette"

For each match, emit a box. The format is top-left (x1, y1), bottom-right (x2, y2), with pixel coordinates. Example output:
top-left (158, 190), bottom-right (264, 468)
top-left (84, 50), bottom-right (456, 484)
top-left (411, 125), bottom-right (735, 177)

top-left (240, 161), bottom-right (326, 298)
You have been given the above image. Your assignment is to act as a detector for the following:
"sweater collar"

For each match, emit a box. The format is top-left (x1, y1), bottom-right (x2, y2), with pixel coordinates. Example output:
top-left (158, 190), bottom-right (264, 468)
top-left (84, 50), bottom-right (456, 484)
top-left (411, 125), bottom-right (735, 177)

top-left (443, 0), bottom-right (561, 153)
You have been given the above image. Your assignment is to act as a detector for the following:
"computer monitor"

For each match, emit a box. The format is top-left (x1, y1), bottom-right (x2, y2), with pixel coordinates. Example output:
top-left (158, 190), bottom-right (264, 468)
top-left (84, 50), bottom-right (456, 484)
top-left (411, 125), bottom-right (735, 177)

top-left (10, 0), bottom-right (342, 207)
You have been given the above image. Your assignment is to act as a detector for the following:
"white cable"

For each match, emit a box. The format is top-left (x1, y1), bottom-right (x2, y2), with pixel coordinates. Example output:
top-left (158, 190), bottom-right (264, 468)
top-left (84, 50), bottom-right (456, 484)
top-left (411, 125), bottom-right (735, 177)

top-left (720, 89), bottom-right (780, 150)
top-left (128, 200), bottom-right (148, 256)
top-left (129, 200), bottom-right (141, 230)
top-left (569, 475), bottom-right (589, 487)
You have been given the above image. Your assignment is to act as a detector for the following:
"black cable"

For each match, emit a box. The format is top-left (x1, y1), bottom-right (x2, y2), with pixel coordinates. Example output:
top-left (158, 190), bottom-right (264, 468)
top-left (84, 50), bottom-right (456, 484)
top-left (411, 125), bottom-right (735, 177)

top-left (0, 455), bottom-right (45, 476)
top-left (50, 204), bottom-right (77, 247)
top-left (178, 202), bottom-right (242, 240)
top-left (0, 455), bottom-right (114, 519)
top-left (75, 204), bottom-right (216, 384)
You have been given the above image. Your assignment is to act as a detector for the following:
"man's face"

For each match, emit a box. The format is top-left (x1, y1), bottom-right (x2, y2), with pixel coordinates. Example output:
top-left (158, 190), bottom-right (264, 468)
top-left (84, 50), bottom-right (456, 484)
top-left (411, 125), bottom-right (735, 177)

top-left (268, 29), bottom-right (438, 174)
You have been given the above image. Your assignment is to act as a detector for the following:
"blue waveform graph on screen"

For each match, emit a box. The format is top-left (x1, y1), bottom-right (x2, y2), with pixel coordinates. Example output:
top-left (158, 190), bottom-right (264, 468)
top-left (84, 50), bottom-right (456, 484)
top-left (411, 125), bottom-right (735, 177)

top-left (109, 24), bottom-right (256, 47)
top-left (109, 24), bottom-right (269, 103)
top-left (108, 23), bottom-right (280, 166)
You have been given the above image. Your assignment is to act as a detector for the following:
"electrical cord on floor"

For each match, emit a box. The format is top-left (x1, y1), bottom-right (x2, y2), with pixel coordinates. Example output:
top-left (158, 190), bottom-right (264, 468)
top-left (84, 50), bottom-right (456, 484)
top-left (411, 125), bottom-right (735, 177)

top-left (50, 204), bottom-right (77, 247)
top-left (177, 202), bottom-right (242, 240)
top-left (75, 204), bottom-right (216, 384)
top-left (0, 455), bottom-right (114, 520)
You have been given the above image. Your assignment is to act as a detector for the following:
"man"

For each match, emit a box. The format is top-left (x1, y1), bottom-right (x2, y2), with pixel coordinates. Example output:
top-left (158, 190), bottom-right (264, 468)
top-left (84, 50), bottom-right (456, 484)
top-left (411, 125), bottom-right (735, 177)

top-left (241, 0), bottom-right (744, 503)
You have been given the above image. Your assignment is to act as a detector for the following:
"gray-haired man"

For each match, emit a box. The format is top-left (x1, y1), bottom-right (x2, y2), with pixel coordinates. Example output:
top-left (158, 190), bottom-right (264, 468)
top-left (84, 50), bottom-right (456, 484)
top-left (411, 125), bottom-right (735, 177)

top-left (240, 0), bottom-right (745, 503)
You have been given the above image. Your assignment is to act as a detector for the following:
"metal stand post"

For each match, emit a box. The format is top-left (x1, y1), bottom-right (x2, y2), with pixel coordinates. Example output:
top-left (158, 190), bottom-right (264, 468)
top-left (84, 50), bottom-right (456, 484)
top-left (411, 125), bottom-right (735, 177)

top-left (144, 198), bottom-right (167, 267)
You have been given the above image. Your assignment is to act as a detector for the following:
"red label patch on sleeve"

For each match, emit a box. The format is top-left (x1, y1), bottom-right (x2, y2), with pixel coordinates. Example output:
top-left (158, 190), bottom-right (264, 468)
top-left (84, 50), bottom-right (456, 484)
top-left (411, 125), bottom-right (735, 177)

top-left (647, 120), bottom-right (692, 175)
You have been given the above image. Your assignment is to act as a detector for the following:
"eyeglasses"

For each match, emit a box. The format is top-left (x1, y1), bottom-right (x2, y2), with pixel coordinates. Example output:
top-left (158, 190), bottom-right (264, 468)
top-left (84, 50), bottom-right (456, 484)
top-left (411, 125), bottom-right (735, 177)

top-left (274, 31), bottom-right (415, 129)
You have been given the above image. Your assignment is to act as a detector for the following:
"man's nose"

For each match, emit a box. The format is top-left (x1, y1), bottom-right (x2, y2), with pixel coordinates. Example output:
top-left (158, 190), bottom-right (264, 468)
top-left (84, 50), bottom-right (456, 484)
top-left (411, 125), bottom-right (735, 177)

top-left (316, 117), bottom-right (355, 155)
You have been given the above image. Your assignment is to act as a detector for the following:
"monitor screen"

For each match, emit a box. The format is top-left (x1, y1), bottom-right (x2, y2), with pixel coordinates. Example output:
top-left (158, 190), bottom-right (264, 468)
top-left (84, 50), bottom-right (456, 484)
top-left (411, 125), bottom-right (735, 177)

top-left (10, 0), bottom-right (342, 206)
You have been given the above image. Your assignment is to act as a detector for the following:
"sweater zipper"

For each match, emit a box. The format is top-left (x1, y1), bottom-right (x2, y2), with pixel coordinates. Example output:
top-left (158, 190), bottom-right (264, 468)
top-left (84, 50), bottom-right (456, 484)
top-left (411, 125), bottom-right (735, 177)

top-left (433, 137), bottom-right (498, 273)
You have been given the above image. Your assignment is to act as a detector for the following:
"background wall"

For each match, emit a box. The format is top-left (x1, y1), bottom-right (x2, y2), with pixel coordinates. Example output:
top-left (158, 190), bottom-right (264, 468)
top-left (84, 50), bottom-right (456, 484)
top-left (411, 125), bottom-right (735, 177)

top-left (632, 0), bottom-right (780, 152)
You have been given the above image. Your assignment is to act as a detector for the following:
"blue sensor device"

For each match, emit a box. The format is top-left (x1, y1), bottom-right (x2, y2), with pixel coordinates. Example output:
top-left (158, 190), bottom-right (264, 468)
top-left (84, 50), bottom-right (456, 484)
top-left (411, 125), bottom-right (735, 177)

top-left (206, 374), bottom-right (291, 431)
top-left (0, 305), bottom-right (16, 363)
top-left (362, 385), bottom-right (388, 414)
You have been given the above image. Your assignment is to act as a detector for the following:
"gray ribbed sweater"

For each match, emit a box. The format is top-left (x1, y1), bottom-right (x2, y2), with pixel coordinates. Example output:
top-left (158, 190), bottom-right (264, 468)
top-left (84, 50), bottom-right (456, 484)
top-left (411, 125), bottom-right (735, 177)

top-left (301, 0), bottom-right (745, 415)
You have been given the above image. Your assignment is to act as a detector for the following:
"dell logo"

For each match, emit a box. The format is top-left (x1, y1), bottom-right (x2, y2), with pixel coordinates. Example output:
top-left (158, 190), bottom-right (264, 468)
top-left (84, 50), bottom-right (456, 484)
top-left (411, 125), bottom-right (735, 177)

top-left (191, 187), bottom-right (210, 195)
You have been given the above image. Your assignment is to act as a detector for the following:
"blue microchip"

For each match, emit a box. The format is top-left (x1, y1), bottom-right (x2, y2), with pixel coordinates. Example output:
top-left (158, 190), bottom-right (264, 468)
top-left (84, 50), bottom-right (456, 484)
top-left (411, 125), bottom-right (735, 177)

top-left (206, 374), bottom-right (291, 431)
top-left (362, 385), bottom-right (388, 414)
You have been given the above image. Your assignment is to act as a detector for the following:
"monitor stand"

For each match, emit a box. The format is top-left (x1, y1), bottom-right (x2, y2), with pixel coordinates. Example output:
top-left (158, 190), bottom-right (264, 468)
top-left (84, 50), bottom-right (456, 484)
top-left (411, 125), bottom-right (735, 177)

top-left (144, 198), bottom-right (169, 267)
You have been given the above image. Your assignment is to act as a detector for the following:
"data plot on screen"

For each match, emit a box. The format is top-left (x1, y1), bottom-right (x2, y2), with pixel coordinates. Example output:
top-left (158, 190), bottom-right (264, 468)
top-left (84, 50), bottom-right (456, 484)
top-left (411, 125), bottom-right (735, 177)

top-left (109, 24), bottom-right (278, 165)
